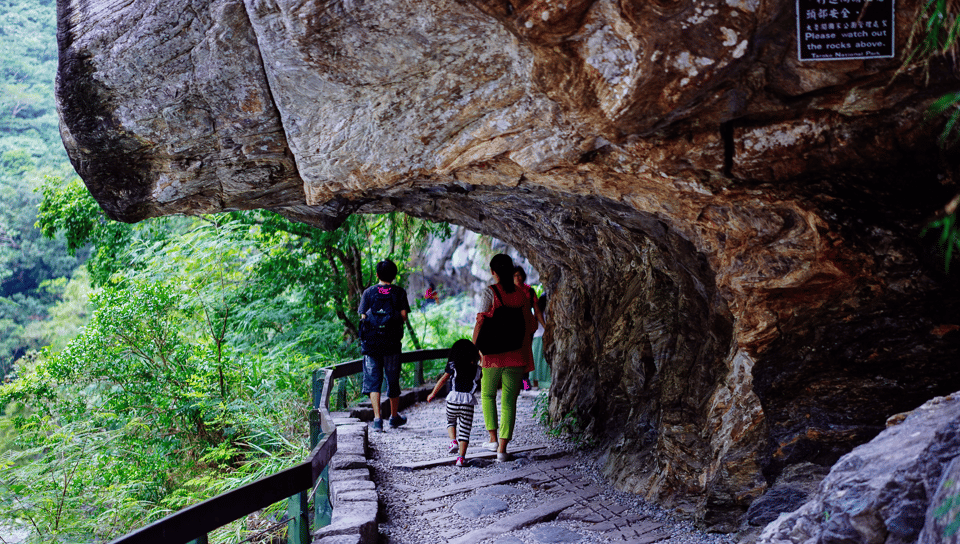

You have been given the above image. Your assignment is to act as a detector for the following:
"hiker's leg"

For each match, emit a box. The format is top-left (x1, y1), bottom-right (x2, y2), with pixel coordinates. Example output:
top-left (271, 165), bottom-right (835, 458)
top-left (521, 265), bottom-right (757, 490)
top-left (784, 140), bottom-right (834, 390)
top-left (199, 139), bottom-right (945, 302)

top-left (457, 404), bottom-right (474, 444)
top-left (361, 355), bottom-right (384, 421)
top-left (384, 354), bottom-right (401, 417)
top-left (481, 366), bottom-right (503, 438)
top-left (498, 366), bottom-right (524, 451)
top-left (445, 402), bottom-right (458, 440)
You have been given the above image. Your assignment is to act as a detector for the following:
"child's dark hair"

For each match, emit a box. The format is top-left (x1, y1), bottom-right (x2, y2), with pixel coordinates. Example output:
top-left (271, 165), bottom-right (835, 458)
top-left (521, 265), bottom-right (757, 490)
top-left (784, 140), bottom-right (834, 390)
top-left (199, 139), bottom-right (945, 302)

top-left (376, 259), bottom-right (398, 282)
top-left (449, 339), bottom-right (479, 364)
top-left (490, 253), bottom-right (516, 292)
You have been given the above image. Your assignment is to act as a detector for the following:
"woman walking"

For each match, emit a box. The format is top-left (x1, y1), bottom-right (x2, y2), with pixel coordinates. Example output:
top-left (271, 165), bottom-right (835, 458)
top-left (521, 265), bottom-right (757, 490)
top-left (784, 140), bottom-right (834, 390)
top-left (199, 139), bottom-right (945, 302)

top-left (473, 253), bottom-right (536, 461)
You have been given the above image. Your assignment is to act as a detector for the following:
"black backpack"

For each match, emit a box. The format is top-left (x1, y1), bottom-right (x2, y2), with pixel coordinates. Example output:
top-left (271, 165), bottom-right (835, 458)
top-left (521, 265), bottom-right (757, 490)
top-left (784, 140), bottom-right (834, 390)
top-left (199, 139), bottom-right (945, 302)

top-left (475, 286), bottom-right (526, 355)
top-left (361, 285), bottom-right (402, 355)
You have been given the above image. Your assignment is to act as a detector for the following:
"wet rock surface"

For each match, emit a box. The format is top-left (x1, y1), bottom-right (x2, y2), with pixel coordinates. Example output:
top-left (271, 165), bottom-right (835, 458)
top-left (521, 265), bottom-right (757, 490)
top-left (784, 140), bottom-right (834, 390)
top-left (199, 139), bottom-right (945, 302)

top-left (56, 0), bottom-right (960, 529)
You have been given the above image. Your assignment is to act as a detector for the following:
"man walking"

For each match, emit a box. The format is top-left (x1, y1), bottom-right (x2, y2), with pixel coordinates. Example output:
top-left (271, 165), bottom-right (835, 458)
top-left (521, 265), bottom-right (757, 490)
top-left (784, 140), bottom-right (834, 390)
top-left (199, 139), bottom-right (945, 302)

top-left (358, 259), bottom-right (411, 431)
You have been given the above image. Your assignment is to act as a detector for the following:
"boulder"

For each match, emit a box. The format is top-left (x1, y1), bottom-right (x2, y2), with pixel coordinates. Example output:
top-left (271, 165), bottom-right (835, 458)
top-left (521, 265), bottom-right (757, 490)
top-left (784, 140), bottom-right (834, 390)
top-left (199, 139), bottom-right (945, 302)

top-left (758, 393), bottom-right (960, 544)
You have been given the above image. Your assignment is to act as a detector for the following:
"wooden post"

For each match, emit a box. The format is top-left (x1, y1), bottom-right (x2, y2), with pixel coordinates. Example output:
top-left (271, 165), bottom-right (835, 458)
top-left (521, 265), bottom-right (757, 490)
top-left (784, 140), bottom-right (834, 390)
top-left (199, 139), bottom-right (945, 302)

top-left (287, 490), bottom-right (309, 544)
top-left (313, 466), bottom-right (333, 529)
top-left (335, 378), bottom-right (347, 411)
top-left (312, 368), bottom-right (323, 410)
top-left (309, 410), bottom-right (321, 450)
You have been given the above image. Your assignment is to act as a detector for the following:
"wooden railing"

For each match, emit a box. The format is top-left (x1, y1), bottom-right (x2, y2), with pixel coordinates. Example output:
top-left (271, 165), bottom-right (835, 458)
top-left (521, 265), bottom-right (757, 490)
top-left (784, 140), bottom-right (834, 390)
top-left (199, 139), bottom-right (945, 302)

top-left (313, 349), bottom-right (450, 412)
top-left (107, 349), bottom-right (448, 544)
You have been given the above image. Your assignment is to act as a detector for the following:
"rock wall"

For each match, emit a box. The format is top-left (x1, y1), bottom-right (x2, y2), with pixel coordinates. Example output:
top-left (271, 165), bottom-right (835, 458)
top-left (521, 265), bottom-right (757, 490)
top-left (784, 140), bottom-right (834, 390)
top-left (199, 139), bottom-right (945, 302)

top-left (758, 393), bottom-right (960, 544)
top-left (407, 226), bottom-right (540, 311)
top-left (55, 0), bottom-right (960, 530)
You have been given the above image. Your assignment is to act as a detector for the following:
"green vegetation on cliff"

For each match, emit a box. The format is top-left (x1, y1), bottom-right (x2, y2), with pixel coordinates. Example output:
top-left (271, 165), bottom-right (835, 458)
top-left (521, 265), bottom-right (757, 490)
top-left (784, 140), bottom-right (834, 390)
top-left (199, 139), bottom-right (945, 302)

top-left (4, 179), bottom-right (457, 541)
top-left (0, 0), bottom-right (85, 379)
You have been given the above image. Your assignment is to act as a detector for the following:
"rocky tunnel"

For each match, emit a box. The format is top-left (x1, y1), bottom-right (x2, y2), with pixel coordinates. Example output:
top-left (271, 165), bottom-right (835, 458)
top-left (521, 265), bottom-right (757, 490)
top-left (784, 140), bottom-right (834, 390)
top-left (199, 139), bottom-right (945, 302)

top-left (55, 0), bottom-right (960, 530)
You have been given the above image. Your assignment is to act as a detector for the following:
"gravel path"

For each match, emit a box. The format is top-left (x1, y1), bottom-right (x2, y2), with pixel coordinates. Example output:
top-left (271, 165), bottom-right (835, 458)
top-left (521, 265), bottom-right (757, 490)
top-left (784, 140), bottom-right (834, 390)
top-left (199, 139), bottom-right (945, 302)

top-left (366, 389), bottom-right (739, 544)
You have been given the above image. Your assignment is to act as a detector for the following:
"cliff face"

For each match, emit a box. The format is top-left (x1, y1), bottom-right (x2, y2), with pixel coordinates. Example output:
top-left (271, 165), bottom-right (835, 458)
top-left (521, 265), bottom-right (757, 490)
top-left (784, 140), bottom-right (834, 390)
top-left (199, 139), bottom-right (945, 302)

top-left (56, 0), bottom-right (960, 529)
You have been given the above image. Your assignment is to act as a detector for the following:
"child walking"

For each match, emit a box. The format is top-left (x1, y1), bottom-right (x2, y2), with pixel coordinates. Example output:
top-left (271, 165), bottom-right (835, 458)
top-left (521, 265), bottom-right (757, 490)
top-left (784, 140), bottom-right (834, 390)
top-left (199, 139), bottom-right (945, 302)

top-left (426, 339), bottom-right (481, 467)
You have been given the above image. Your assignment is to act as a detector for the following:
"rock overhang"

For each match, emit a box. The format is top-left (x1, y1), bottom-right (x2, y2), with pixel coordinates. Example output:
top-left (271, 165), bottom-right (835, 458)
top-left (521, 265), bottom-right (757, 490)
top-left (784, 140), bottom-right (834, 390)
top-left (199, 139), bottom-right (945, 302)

top-left (55, 0), bottom-right (960, 530)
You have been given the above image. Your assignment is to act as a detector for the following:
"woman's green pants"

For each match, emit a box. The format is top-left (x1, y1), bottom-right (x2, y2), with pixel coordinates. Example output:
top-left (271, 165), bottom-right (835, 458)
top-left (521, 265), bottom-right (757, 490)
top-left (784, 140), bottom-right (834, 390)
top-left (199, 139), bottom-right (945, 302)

top-left (481, 366), bottom-right (526, 441)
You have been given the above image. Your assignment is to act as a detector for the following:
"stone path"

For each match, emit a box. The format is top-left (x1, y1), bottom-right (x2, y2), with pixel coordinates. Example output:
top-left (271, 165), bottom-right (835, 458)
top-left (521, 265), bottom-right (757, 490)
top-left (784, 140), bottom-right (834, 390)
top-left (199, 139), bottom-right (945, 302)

top-left (412, 457), bottom-right (672, 544)
top-left (313, 388), bottom-right (737, 544)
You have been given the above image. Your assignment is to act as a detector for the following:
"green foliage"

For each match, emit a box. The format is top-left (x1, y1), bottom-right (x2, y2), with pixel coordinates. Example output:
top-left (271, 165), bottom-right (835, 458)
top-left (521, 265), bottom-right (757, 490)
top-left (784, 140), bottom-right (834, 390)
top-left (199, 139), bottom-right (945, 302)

top-left (403, 294), bottom-right (473, 388)
top-left (34, 177), bottom-right (181, 287)
top-left (20, 269), bottom-right (93, 354)
top-left (225, 210), bottom-right (449, 340)
top-left (0, 0), bottom-right (93, 379)
top-left (1, 262), bottom-right (310, 541)
top-left (0, 171), bottom-right (87, 378)
top-left (908, 0), bottom-right (960, 66)
top-left (923, 196), bottom-right (960, 272)
top-left (532, 390), bottom-right (592, 447)
top-left (903, 0), bottom-right (960, 146)
top-left (404, 294), bottom-right (473, 353)
top-left (902, 1), bottom-right (960, 274)
top-left (8, 176), bottom-right (453, 540)
top-left (0, 0), bottom-right (64, 170)
top-left (927, 91), bottom-right (960, 147)
top-left (934, 479), bottom-right (960, 537)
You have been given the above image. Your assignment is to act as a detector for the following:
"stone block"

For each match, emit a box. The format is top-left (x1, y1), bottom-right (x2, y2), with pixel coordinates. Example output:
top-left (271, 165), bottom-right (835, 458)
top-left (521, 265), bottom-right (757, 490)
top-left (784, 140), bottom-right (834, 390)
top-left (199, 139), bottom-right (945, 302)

top-left (452, 495), bottom-right (509, 518)
top-left (557, 507), bottom-right (606, 523)
top-left (330, 454), bottom-right (368, 471)
top-left (604, 503), bottom-right (629, 515)
top-left (336, 423), bottom-right (368, 443)
top-left (329, 468), bottom-right (370, 482)
top-left (335, 440), bottom-right (367, 456)
top-left (528, 525), bottom-right (584, 542)
top-left (332, 480), bottom-right (376, 505)
top-left (583, 521), bottom-right (618, 532)
top-left (571, 484), bottom-right (600, 500)
top-left (349, 406), bottom-right (374, 422)
top-left (315, 535), bottom-right (360, 544)
top-left (313, 501), bottom-right (378, 543)
top-left (337, 489), bottom-right (379, 504)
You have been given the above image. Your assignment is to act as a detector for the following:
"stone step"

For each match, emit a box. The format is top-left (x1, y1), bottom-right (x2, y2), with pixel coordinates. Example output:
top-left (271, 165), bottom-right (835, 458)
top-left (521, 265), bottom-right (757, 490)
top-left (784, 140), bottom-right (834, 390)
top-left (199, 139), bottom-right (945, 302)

top-left (392, 444), bottom-right (548, 471)
top-left (446, 494), bottom-right (579, 544)
top-left (416, 458), bottom-right (575, 501)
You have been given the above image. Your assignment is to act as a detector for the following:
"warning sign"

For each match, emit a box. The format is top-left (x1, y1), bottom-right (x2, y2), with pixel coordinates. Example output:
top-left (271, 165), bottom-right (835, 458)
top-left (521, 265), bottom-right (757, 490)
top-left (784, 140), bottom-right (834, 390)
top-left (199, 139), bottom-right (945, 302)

top-left (797, 0), bottom-right (896, 61)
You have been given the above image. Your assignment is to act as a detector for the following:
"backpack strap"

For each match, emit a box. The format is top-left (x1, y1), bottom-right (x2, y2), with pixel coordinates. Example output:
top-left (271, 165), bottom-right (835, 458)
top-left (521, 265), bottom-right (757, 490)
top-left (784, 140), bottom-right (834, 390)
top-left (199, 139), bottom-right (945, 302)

top-left (489, 284), bottom-right (505, 308)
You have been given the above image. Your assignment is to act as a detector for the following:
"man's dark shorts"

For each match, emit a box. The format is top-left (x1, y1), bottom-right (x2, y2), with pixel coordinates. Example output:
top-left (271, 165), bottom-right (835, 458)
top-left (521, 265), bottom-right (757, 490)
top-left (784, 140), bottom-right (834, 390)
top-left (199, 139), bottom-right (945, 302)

top-left (362, 354), bottom-right (401, 398)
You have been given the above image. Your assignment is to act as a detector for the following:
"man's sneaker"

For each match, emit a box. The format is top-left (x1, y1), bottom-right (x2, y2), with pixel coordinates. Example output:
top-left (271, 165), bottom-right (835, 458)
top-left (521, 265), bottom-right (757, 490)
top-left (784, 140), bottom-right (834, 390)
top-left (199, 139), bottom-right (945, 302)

top-left (372, 418), bottom-right (384, 432)
top-left (481, 441), bottom-right (498, 451)
top-left (448, 439), bottom-right (459, 454)
top-left (389, 414), bottom-right (407, 428)
top-left (455, 456), bottom-right (466, 467)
